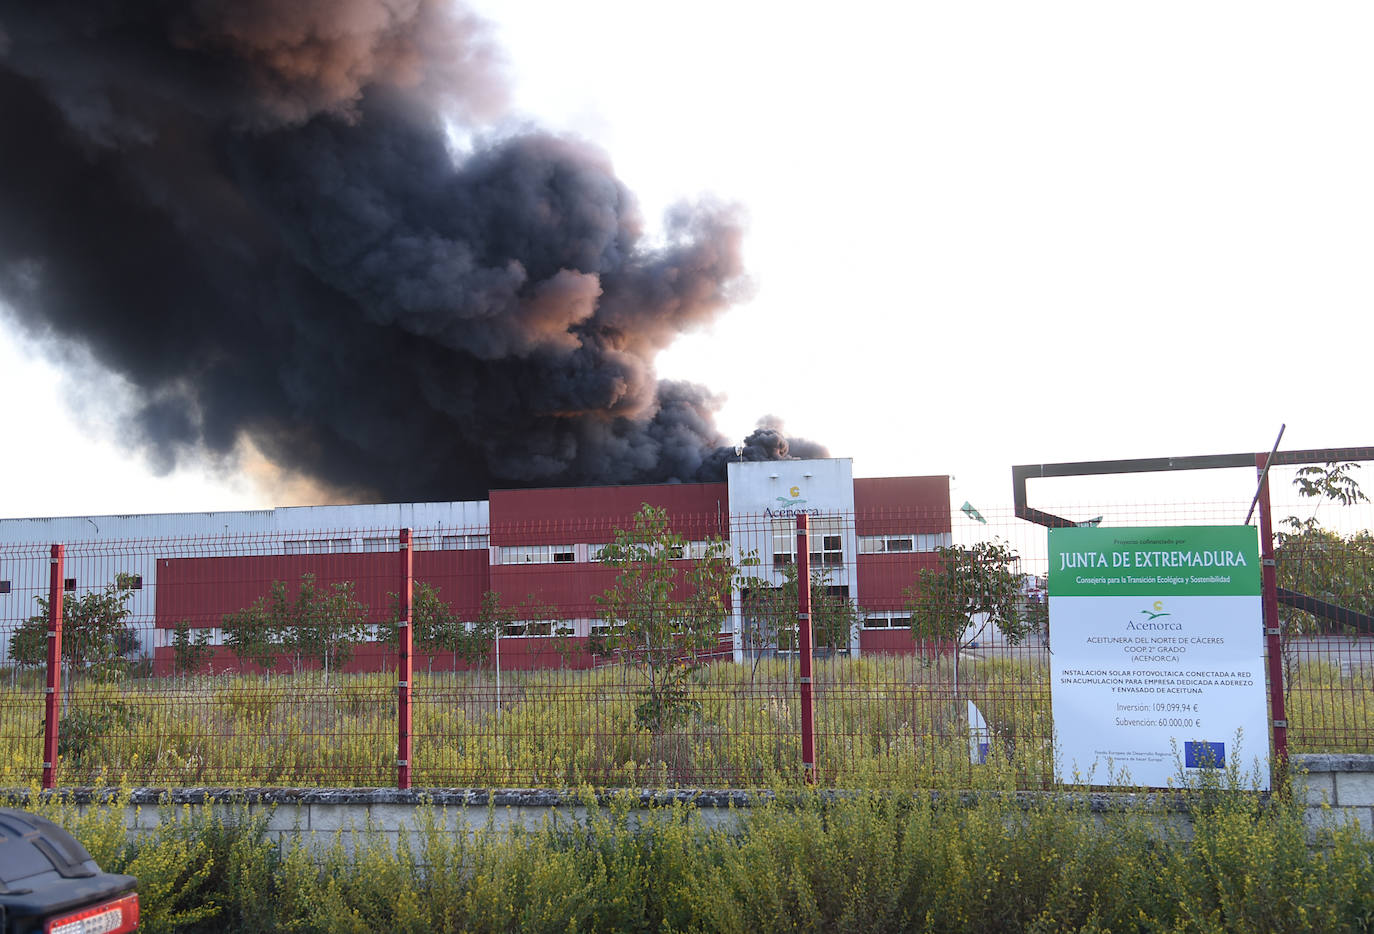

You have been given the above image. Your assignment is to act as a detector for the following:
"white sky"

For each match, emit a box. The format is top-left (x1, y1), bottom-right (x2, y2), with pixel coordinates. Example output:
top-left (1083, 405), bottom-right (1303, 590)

top-left (2, 1), bottom-right (1371, 521)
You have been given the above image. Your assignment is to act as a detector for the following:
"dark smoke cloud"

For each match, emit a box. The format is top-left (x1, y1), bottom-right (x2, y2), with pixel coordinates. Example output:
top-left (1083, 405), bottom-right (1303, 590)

top-left (0, 0), bottom-right (825, 502)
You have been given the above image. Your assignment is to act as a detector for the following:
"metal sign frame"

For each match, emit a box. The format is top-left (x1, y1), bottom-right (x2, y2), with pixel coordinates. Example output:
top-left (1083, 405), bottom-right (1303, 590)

top-left (1012, 445), bottom-right (1374, 768)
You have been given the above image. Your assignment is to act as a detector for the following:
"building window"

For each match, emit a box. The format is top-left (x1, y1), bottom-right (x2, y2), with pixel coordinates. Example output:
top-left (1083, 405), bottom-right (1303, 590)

top-left (862, 613), bottom-right (912, 629)
top-left (0, 580), bottom-right (10, 595)
top-left (857, 533), bottom-right (948, 554)
top-left (859, 535), bottom-right (913, 554)
top-left (497, 545), bottom-right (576, 565)
top-left (774, 518), bottom-right (844, 568)
top-left (129, 575), bottom-right (143, 590)
top-left (63, 578), bottom-right (76, 592)
top-left (503, 620), bottom-right (554, 637)
top-left (772, 520), bottom-right (795, 567)
top-left (774, 517), bottom-right (843, 569)
top-left (441, 534), bottom-right (488, 550)
top-left (592, 540), bottom-right (712, 563)
top-left (361, 534), bottom-right (489, 553)
top-left (811, 529), bottom-right (844, 567)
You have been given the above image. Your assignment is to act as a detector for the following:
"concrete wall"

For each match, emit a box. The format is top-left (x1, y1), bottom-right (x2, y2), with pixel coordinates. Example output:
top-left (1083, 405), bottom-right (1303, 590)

top-left (15, 753), bottom-right (1371, 855)
top-left (1293, 753), bottom-right (1374, 836)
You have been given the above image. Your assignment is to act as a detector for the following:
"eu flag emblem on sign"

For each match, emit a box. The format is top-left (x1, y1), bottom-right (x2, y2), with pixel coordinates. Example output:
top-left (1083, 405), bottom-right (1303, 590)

top-left (1184, 741), bottom-right (1225, 768)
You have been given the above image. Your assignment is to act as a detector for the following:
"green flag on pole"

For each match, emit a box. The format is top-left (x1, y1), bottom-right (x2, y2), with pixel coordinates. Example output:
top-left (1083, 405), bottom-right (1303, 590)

top-left (960, 501), bottom-right (987, 524)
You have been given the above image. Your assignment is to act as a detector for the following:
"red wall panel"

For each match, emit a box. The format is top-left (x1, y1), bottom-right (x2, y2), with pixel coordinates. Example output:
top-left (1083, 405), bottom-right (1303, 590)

top-left (154, 549), bottom-right (489, 628)
top-left (413, 550), bottom-right (491, 618)
top-left (859, 629), bottom-right (918, 654)
top-left (489, 561), bottom-right (733, 617)
top-left (151, 642), bottom-right (395, 677)
top-left (854, 476), bottom-right (951, 535)
top-left (482, 636), bottom-right (595, 671)
top-left (490, 482), bottom-right (728, 545)
top-left (857, 630), bottom-right (955, 656)
top-left (489, 563), bottom-right (621, 617)
top-left (152, 636), bottom-right (600, 677)
top-left (856, 552), bottom-right (944, 611)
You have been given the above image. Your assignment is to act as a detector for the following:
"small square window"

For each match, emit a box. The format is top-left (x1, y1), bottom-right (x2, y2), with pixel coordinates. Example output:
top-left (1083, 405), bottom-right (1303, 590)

top-left (0, 580), bottom-right (10, 595)
top-left (129, 575), bottom-right (143, 590)
top-left (63, 578), bottom-right (76, 592)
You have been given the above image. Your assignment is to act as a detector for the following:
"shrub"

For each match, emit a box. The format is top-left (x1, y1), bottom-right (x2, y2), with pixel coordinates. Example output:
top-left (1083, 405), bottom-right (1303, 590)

top-left (26, 775), bottom-right (1374, 934)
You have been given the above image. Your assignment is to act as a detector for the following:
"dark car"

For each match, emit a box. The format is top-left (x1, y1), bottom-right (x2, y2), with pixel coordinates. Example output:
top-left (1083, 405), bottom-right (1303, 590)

top-left (0, 808), bottom-right (138, 933)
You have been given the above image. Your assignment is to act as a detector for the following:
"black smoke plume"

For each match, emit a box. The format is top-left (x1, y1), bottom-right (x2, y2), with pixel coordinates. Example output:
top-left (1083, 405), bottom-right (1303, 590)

top-left (0, 0), bottom-right (824, 502)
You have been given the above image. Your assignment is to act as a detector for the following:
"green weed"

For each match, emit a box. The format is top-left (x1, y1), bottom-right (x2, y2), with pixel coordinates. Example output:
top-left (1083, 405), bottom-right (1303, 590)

top-left (0, 653), bottom-right (1367, 788)
top-left (24, 772), bottom-right (1374, 933)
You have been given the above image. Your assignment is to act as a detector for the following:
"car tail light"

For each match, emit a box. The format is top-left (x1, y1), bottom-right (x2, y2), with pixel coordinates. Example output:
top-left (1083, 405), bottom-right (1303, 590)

top-left (44, 893), bottom-right (140, 933)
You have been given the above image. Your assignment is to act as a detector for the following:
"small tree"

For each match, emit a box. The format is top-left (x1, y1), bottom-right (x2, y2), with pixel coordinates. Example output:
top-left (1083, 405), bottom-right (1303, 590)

top-left (906, 540), bottom-right (1029, 655)
top-left (549, 623), bottom-right (580, 670)
top-left (222, 573), bottom-right (369, 682)
top-left (450, 590), bottom-right (549, 674)
top-left (741, 564), bottom-right (858, 674)
top-left (222, 587), bottom-right (280, 673)
top-left (285, 576), bottom-right (369, 680)
top-left (461, 591), bottom-right (507, 673)
top-left (1276, 461), bottom-right (1372, 636)
top-left (1275, 528), bottom-right (1374, 634)
top-left (382, 581), bottom-right (464, 672)
top-left (381, 586), bottom-right (562, 674)
top-left (1292, 461), bottom-right (1369, 508)
top-left (595, 504), bottom-right (737, 732)
top-left (171, 621), bottom-right (215, 677)
top-left (8, 573), bottom-right (141, 681)
top-left (6, 623), bottom-right (46, 672)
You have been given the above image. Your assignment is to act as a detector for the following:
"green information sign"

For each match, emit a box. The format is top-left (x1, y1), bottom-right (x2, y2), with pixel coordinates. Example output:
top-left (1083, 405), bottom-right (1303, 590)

top-left (1049, 525), bottom-right (1268, 789)
top-left (1049, 525), bottom-right (1261, 598)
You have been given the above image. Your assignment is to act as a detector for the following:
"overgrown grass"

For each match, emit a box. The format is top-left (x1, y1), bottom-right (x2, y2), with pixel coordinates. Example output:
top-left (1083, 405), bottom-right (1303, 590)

top-left (1285, 658), bottom-right (1374, 754)
top-left (0, 651), bottom-right (1367, 788)
top-left (17, 769), bottom-right (1374, 933)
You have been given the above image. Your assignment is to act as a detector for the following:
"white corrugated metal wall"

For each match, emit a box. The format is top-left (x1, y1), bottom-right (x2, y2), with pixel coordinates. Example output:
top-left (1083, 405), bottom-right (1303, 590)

top-left (0, 501), bottom-right (490, 658)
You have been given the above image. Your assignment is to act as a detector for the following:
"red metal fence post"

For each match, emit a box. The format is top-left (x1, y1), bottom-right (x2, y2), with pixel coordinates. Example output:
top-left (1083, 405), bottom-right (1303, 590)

top-left (397, 528), bottom-right (413, 790)
top-left (1255, 455), bottom-right (1289, 771)
top-left (796, 515), bottom-right (815, 784)
top-left (42, 544), bottom-right (64, 790)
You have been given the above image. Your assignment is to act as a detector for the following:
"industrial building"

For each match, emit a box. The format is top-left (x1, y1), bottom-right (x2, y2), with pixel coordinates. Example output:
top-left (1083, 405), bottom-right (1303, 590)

top-left (0, 459), bottom-right (952, 673)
